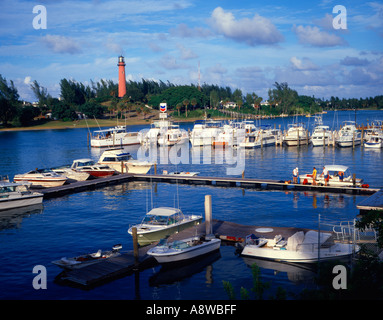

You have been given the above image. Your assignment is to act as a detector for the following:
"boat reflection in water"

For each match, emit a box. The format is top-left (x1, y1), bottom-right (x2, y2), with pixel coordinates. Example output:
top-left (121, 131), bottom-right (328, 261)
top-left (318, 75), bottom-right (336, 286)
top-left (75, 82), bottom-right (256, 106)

top-left (149, 249), bottom-right (221, 287)
top-left (0, 203), bottom-right (43, 231)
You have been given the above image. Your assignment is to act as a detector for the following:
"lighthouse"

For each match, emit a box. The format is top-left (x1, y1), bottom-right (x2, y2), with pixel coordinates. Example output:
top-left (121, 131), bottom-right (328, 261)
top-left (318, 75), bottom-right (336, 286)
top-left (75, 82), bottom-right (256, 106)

top-left (118, 55), bottom-right (126, 98)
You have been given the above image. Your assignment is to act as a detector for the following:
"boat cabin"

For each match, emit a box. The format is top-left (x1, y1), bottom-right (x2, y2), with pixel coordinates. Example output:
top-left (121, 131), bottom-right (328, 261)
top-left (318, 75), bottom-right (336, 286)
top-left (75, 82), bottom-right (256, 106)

top-left (99, 149), bottom-right (133, 162)
top-left (142, 207), bottom-right (185, 226)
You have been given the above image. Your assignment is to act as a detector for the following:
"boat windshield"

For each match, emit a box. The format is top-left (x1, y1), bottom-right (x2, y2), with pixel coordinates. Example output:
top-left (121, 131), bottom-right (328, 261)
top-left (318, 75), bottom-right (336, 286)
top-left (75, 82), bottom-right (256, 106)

top-left (143, 213), bottom-right (180, 225)
top-left (0, 186), bottom-right (16, 193)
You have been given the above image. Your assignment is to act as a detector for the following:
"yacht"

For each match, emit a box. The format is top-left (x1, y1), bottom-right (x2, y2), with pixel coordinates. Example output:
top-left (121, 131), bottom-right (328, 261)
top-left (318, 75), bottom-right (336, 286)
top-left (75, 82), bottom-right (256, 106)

top-left (138, 119), bottom-right (172, 145)
top-left (90, 125), bottom-right (139, 148)
top-left (14, 169), bottom-right (68, 188)
top-left (283, 123), bottom-right (309, 146)
top-left (213, 122), bottom-right (245, 148)
top-left (239, 126), bottom-right (275, 148)
top-left (98, 148), bottom-right (153, 174)
top-left (0, 181), bottom-right (43, 211)
top-left (335, 121), bottom-right (361, 148)
top-left (189, 120), bottom-right (223, 146)
top-left (157, 124), bottom-right (189, 146)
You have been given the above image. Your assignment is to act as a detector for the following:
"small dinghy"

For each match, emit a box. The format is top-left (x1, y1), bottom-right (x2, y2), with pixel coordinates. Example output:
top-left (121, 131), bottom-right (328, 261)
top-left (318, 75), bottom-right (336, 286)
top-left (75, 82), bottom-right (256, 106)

top-left (52, 244), bottom-right (122, 270)
top-left (147, 236), bottom-right (221, 264)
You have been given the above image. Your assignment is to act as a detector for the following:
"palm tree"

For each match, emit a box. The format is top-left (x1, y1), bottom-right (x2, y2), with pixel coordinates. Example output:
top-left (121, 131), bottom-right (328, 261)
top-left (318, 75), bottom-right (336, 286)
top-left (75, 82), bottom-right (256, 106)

top-left (183, 99), bottom-right (189, 117)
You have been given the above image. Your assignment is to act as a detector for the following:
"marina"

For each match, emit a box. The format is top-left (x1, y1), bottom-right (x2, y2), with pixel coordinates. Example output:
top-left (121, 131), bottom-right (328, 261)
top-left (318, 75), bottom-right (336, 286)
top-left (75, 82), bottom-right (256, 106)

top-left (1, 110), bottom-right (383, 300)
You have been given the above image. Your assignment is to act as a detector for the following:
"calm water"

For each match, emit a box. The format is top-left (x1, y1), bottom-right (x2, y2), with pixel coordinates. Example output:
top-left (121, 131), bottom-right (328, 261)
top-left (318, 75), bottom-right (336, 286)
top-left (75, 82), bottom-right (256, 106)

top-left (0, 110), bottom-right (382, 300)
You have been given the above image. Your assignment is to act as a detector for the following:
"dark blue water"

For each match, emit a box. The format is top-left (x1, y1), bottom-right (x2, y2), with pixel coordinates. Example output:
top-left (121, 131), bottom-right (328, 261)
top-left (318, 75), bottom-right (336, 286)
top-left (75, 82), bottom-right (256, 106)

top-left (0, 110), bottom-right (382, 300)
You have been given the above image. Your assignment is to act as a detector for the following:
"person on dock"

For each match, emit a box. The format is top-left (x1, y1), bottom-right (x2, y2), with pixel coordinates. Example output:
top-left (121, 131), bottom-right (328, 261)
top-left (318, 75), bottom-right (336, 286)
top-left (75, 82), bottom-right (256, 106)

top-left (293, 167), bottom-right (298, 184)
top-left (312, 167), bottom-right (317, 185)
top-left (321, 166), bottom-right (330, 186)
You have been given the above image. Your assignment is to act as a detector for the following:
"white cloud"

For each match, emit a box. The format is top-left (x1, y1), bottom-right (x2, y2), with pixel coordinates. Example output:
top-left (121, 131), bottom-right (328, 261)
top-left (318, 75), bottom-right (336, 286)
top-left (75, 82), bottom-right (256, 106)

top-left (293, 25), bottom-right (346, 47)
top-left (290, 57), bottom-right (318, 71)
top-left (42, 35), bottom-right (82, 54)
top-left (24, 76), bottom-right (32, 85)
top-left (210, 7), bottom-right (284, 46)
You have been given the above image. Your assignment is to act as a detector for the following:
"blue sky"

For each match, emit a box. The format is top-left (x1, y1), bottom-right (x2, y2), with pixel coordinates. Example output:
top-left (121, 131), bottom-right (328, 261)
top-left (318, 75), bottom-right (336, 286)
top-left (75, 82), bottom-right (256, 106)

top-left (0, 0), bottom-right (382, 102)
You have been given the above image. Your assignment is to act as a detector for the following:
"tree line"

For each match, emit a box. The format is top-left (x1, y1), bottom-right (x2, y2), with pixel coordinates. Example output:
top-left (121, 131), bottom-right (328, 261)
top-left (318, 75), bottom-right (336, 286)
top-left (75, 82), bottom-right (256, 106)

top-left (0, 73), bottom-right (382, 126)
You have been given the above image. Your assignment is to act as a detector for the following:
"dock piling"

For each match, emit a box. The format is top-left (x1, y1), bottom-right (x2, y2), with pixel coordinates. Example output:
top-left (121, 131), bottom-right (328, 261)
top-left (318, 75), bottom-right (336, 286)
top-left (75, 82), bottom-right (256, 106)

top-left (132, 227), bottom-right (139, 267)
top-left (204, 195), bottom-right (213, 237)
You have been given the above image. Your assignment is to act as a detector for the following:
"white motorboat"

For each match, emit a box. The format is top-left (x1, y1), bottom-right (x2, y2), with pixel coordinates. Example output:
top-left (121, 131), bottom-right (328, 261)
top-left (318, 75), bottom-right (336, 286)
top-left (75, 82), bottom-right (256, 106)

top-left (213, 122), bottom-right (246, 148)
top-left (299, 164), bottom-right (364, 187)
top-left (189, 120), bottom-right (223, 146)
top-left (147, 236), bottom-right (221, 264)
top-left (239, 125), bottom-right (276, 148)
top-left (364, 136), bottom-right (383, 149)
top-left (335, 121), bottom-right (361, 147)
top-left (51, 244), bottom-right (123, 270)
top-left (0, 181), bottom-right (43, 211)
top-left (311, 116), bottom-right (333, 147)
top-left (240, 230), bottom-right (358, 263)
top-left (158, 124), bottom-right (189, 146)
top-left (164, 171), bottom-right (199, 176)
top-left (51, 166), bottom-right (90, 181)
top-left (71, 159), bottom-right (115, 178)
top-left (14, 169), bottom-right (68, 188)
top-left (128, 207), bottom-right (203, 246)
top-left (283, 123), bottom-right (309, 146)
top-left (98, 148), bottom-right (153, 174)
top-left (90, 126), bottom-right (139, 148)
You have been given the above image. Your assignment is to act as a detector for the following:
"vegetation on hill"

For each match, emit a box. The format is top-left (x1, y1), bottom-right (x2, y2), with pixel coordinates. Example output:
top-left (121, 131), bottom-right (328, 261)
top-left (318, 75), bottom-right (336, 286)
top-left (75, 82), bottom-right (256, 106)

top-left (1, 73), bottom-right (382, 128)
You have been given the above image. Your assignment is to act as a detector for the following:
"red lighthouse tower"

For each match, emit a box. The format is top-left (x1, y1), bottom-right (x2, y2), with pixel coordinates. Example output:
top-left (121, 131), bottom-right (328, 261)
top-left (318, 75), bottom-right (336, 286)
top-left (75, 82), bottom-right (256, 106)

top-left (118, 55), bottom-right (126, 98)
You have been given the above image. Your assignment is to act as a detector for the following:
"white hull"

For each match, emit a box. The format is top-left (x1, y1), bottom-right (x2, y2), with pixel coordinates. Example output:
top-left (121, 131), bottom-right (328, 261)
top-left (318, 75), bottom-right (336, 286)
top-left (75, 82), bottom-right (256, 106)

top-left (105, 162), bottom-right (152, 174)
top-left (148, 238), bottom-right (221, 264)
top-left (0, 194), bottom-right (43, 211)
top-left (91, 129), bottom-right (139, 148)
top-left (284, 138), bottom-right (309, 146)
top-left (13, 177), bottom-right (67, 188)
top-left (241, 242), bottom-right (357, 263)
top-left (364, 142), bottom-right (382, 148)
top-left (336, 139), bottom-right (361, 148)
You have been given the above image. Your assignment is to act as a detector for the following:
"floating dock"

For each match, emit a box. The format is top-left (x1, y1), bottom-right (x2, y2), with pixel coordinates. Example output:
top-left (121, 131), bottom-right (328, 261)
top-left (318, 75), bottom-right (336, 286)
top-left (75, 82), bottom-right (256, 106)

top-left (39, 173), bottom-right (379, 199)
top-left (133, 174), bottom-right (378, 195)
top-left (55, 219), bottom-right (311, 287)
top-left (357, 189), bottom-right (383, 214)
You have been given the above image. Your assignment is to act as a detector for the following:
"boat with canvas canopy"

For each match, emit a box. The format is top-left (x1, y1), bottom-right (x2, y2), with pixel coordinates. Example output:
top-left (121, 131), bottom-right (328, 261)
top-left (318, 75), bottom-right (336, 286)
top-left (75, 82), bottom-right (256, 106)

top-left (128, 207), bottom-right (203, 246)
top-left (298, 165), bottom-right (364, 187)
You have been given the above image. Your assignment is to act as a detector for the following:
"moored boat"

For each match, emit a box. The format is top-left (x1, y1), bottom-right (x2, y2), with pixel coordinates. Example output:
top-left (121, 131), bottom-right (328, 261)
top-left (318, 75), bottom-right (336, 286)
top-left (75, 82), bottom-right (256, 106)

top-left (240, 230), bottom-right (358, 263)
top-left (13, 169), bottom-right (68, 188)
top-left (283, 123), bottom-right (309, 146)
top-left (0, 181), bottom-right (43, 211)
top-left (90, 126), bottom-right (139, 148)
top-left (364, 136), bottom-right (383, 149)
top-left (128, 207), bottom-right (203, 246)
top-left (51, 166), bottom-right (90, 181)
top-left (70, 159), bottom-right (115, 178)
top-left (147, 236), bottom-right (221, 264)
top-left (298, 164), bottom-right (364, 187)
top-left (98, 148), bottom-right (153, 174)
top-left (51, 244), bottom-right (123, 270)
top-left (335, 121), bottom-right (361, 147)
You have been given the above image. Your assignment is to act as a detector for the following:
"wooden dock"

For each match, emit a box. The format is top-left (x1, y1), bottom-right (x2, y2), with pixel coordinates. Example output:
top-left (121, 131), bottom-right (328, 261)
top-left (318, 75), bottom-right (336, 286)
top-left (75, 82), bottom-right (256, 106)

top-left (37, 172), bottom-right (379, 200)
top-left (40, 173), bottom-right (135, 198)
top-left (357, 189), bottom-right (383, 214)
top-left (54, 219), bottom-right (311, 287)
top-left (133, 174), bottom-right (379, 195)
